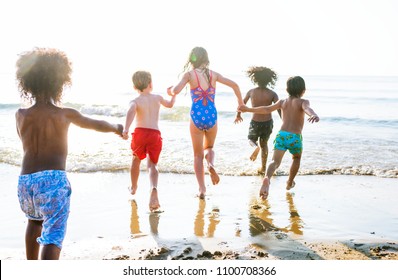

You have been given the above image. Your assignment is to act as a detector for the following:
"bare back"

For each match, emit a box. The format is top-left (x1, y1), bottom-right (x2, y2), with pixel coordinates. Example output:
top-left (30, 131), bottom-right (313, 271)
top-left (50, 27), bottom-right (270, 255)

top-left (16, 102), bottom-right (122, 175)
top-left (247, 88), bottom-right (278, 122)
top-left (132, 93), bottom-right (162, 130)
top-left (16, 104), bottom-right (71, 174)
top-left (280, 97), bottom-right (306, 134)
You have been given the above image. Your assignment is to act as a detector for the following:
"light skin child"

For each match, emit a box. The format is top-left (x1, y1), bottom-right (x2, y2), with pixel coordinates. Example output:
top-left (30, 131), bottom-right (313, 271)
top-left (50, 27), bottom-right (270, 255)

top-left (239, 76), bottom-right (319, 199)
top-left (15, 48), bottom-right (123, 260)
top-left (169, 47), bottom-right (244, 199)
top-left (123, 71), bottom-right (176, 211)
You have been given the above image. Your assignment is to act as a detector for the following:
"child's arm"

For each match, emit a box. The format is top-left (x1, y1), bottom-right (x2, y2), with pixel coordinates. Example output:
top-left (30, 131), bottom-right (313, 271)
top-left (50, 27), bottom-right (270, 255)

top-left (122, 101), bottom-right (137, 139)
top-left (272, 91), bottom-right (282, 118)
top-left (170, 73), bottom-right (190, 95)
top-left (239, 100), bottom-right (282, 114)
top-left (66, 108), bottom-right (123, 136)
top-left (216, 73), bottom-right (244, 106)
top-left (162, 86), bottom-right (176, 108)
top-left (234, 90), bottom-right (251, 124)
top-left (302, 100), bottom-right (320, 123)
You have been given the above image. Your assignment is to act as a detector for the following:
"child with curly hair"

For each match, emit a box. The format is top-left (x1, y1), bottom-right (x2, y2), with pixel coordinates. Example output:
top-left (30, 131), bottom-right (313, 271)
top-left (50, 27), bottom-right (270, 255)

top-left (235, 66), bottom-right (281, 174)
top-left (239, 76), bottom-right (319, 199)
top-left (15, 48), bottom-right (123, 259)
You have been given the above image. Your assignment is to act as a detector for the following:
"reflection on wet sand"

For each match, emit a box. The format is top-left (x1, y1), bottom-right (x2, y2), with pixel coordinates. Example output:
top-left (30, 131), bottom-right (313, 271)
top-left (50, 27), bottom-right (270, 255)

top-left (286, 192), bottom-right (303, 235)
top-left (249, 192), bottom-right (303, 236)
top-left (130, 200), bottom-right (143, 236)
top-left (194, 199), bottom-right (220, 237)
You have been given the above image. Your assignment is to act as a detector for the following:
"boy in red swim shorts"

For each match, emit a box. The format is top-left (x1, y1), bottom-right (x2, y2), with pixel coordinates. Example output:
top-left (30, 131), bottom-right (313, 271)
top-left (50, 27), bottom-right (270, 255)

top-left (122, 71), bottom-right (176, 211)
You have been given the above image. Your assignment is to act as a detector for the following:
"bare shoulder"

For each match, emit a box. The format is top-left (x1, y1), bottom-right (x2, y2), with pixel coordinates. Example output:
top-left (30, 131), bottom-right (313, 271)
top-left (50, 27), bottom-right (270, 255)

top-left (211, 70), bottom-right (221, 79)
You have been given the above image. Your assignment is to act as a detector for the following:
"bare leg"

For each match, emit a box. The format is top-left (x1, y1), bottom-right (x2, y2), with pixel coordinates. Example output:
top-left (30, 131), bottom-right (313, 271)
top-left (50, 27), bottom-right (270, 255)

top-left (249, 139), bottom-right (260, 161)
top-left (205, 147), bottom-right (220, 185)
top-left (259, 138), bottom-right (269, 174)
top-left (190, 121), bottom-right (207, 198)
top-left (147, 158), bottom-right (160, 211)
top-left (260, 149), bottom-right (285, 199)
top-left (287, 153), bottom-right (301, 190)
top-left (41, 244), bottom-right (61, 260)
top-left (204, 125), bottom-right (219, 185)
top-left (129, 155), bottom-right (141, 195)
top-left (25, 219), bottom-right (42, 260)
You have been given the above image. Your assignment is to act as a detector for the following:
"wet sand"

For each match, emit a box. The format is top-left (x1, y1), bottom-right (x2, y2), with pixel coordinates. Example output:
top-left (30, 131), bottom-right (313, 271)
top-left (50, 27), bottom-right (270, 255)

top-left (0, 163), bottom-right (397, 260)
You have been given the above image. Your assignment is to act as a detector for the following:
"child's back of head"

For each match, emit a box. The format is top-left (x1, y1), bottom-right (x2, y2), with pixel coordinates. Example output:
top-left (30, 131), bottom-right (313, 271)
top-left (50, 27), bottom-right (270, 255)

top-left (246, 66), bottom-right (277, 89)
top-left (16, 48), bottom-right (72, 103)
top-left (286, 76), bottom-right (306, 98)
top-left (132, 71), bottom-right (152, 92)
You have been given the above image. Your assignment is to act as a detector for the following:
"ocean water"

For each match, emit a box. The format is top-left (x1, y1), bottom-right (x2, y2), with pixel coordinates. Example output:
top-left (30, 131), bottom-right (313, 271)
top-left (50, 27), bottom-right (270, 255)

top-left (0, 75), bottom-right (397, 178)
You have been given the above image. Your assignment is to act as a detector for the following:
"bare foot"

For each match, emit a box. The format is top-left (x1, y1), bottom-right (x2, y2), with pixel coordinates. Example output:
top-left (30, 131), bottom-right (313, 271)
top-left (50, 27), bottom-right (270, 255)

top-left (250, 146), bottom-right (260, 161)
top-left (259, 177), bottom-right (270, 200)
top-left (286, 180), bottom-right (296, 190)
top-left (257, 168), bottom-right (265, 175)
top-left (208, 165), bottom-right (220, 185)
top-left (149, 188), bottom-right (160, 212)
top-left (198, 186), bottom-right (206, 199)
top-left (197, 193), bottom-right (206, 200)
top-left (129, 185), bottom-right (138, 195)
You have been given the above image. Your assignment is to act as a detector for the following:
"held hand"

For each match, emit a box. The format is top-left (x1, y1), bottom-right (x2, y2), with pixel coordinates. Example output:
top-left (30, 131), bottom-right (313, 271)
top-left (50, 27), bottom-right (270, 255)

top-left (167, 86), bottom-right (175, 96)
top-left (238, 104), bottom-right (249, 112)
top-left (308, 114), bottom-right (320, 123)
top-left (116, 124), bottom-right (124, 137)
top-left (122, 130), bottom-right (129, 140)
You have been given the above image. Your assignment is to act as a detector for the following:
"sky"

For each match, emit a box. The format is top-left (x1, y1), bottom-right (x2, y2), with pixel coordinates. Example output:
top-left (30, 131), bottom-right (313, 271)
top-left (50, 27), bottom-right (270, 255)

top-left (1, 0), bottom-right (398, 102)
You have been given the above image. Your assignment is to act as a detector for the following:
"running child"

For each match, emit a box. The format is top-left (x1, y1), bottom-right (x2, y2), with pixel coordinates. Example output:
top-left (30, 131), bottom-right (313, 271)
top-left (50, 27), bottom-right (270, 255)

top-left (122, 70), bottom-right (176, 211)
top-left (15, 48), bottom-right (123, 259)
top-left (239, 76), bottom-right (319, 199)
top-left (235, 66), bottom-right (281, 174)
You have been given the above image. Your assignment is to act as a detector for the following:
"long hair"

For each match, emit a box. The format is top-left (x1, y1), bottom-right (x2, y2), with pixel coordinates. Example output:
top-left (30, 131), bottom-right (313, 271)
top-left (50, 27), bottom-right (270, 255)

top-left (182, 46), bottom-right (211, 84)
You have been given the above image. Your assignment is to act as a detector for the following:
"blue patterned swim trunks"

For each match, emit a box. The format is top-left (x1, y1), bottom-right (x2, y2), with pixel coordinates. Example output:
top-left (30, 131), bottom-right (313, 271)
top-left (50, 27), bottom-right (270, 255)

top-left (18, 170), bottom-right (71, 249)
top-left (274, 130), bottom-right (303, 155)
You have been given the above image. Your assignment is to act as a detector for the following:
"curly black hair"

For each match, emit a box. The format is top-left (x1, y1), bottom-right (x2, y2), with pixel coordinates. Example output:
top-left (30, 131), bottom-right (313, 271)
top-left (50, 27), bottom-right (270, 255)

top-left (16, 48), bottom-right (72, 103)
top-left (246, 66), bottom-right (277, 89)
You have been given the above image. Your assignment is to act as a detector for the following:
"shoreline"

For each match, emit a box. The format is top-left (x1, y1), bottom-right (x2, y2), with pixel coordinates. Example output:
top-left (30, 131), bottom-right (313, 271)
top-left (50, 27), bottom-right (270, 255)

top-left (1, 164), bottom-right (397, 260)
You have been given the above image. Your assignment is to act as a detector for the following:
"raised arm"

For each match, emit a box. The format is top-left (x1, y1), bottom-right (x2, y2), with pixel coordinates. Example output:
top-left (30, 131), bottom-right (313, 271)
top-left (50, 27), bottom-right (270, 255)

top-left (162, 86), bottom-right (177, 108)
top-left (170, 73), bottom-right (190, 95)
top-left (216, 73), bottom-right (244, 106)
top-left (66, 108), bottom-right (123, 136)
top-left (302, 100), bottom-right (320, 123)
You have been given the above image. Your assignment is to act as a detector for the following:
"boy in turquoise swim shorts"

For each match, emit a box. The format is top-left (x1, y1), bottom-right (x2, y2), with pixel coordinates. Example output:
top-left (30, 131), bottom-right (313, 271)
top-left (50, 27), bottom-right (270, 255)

top-left (239, 76), bottom-right (319, 199)
top-left (15, 48), bottom-right (123, 259)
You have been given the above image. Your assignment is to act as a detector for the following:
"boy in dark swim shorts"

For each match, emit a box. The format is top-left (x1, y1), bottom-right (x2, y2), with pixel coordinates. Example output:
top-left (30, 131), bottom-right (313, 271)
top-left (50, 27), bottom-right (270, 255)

top-left (122, 71), bottom-right (176, 212)
top-left (15, 48), bottom-right (123, 259)
top-left (239, 76), bottom-right (319, 199)
top-left (235, 66), bottom-right (281, 174)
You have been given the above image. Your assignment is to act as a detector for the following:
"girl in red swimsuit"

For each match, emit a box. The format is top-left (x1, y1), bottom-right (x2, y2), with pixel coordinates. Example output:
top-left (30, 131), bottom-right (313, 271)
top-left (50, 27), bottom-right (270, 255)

top-left (170, 47), bottom-right (244, 198)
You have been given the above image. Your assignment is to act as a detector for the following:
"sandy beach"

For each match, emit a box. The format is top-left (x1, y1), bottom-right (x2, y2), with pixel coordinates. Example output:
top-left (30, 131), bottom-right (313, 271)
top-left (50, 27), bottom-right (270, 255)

top-left (0, 163), bottom-right (397, 261)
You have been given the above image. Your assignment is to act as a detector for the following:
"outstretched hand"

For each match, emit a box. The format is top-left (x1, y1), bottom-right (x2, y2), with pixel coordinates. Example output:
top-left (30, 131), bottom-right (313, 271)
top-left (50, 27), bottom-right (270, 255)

top-left (234, 115), bottom-right (243, 124)
top-left (116, 124), bottom-right (124, 138)
top-left (308, 114), bottom-right (320, 123)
